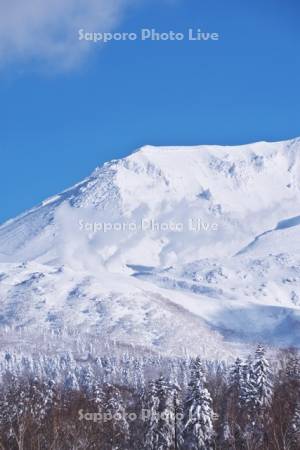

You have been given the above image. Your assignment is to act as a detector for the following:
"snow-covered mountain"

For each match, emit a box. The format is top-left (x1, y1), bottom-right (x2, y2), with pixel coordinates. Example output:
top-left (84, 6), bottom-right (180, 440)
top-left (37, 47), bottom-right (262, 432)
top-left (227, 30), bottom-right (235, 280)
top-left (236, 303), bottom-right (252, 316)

top-left (1, 138), bottom-right (300, 356)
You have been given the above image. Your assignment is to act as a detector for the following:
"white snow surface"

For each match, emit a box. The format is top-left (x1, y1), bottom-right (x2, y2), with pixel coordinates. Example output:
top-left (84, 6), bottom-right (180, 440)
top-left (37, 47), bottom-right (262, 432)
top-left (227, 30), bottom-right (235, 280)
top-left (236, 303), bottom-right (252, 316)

top-left (1, 138), bottom-right (300, 356)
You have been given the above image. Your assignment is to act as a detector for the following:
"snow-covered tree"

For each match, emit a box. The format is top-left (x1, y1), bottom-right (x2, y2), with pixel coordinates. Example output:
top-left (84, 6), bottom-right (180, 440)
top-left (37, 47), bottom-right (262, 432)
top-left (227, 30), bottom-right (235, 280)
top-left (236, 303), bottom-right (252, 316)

top-left (104, 385), bottom-right (130, 449)
top-left (183, 357), bottom-right (215, 450)
top-left (80, 364), bottom-right (95, 395)
top-left (252, 344), bottom-right (273, 413)
top-left (0, 371), bottom-right (31, 450)
top-left (239, 346), bottom-right (273, 448)
top-left (229, 357), bottom-right (244, 398)
top-left (239, 356), bottom-right (254, 409)
top-left (132, 358), bottom-right (145, 390)
top-left (143, 376), bottom-right (182, 450)
top-left (92, 381), bottom-right (105, 408)
top-left (156, 376), bottom-right (182, 450)
top-left (64, 371), bottom-right (79, 391)
top-left (29, 377), bottom-right (55, 425)
top-left (286, 352), bottom-right (300, 383)
top-left (144, 380), bottom-right (160, 450)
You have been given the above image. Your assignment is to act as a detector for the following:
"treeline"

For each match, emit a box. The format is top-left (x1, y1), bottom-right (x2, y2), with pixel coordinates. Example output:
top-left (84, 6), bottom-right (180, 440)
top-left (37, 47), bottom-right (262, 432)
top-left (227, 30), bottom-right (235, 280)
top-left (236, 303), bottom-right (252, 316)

top-left (0, 345), bottom-right (300, 449)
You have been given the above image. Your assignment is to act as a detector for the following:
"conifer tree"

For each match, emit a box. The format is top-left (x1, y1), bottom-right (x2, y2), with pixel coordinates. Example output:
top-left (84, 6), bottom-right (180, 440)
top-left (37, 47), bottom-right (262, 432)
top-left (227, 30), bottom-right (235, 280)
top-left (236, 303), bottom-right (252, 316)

top-left (252, 344), bottom-right (273, 413)
top-left (104, 385), bottom-right (130, 450)
top-left (183, 357), bottom-right (215, 450)
top-left (144, 380), bottom-right (160, 450)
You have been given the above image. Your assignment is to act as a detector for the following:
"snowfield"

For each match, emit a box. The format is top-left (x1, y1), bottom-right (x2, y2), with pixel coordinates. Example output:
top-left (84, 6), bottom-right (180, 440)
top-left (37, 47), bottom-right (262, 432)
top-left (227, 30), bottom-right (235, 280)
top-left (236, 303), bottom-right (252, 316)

top-left (1, 137), bottom-right (300, 356)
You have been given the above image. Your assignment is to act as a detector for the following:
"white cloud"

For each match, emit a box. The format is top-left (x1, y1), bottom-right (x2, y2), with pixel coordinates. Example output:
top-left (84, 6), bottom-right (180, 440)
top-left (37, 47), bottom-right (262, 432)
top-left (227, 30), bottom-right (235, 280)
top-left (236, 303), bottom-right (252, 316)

top-left (0, 0), bottom-right (134, 70)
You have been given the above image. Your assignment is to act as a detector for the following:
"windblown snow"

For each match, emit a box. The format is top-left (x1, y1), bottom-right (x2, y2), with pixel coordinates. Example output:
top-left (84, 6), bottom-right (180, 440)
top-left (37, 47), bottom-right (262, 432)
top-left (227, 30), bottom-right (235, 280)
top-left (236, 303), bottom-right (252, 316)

top-left (1, 138), bottom-right (300, 356)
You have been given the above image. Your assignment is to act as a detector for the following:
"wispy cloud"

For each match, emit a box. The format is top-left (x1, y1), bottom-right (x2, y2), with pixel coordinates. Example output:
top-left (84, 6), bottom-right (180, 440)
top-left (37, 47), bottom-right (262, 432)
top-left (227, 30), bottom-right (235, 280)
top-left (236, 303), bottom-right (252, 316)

top-left (0, 0), bottom-right (135, 70)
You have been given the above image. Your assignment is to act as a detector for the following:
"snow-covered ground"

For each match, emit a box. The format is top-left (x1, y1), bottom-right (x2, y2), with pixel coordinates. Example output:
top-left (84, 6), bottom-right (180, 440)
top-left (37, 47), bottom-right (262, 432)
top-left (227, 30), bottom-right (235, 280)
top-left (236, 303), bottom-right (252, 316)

top-left (0, 137), bottom-right (300, 356)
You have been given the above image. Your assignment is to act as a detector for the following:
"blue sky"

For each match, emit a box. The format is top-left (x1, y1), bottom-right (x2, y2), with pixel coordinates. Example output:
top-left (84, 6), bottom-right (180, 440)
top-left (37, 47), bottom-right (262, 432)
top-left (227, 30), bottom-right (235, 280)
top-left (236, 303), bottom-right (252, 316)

top-left (0, 0), bottom-right (299, 224)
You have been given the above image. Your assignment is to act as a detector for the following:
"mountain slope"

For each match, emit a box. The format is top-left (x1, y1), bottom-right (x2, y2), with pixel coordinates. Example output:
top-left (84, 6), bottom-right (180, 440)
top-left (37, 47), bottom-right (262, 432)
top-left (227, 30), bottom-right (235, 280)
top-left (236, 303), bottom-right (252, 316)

top-left (0, 137), bottom-right (300, 355)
